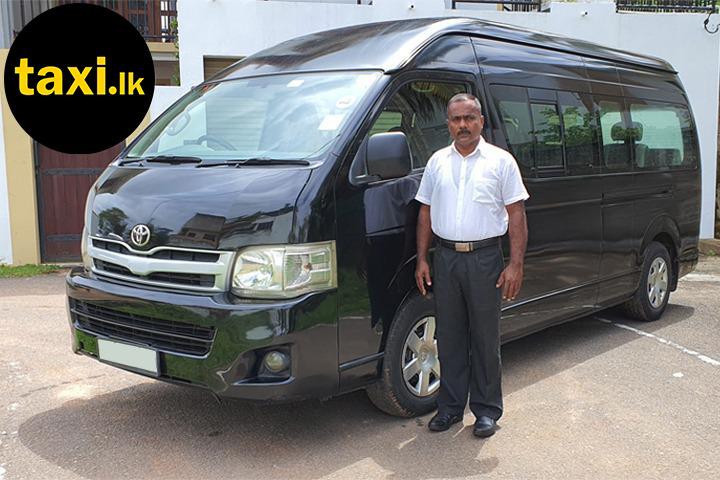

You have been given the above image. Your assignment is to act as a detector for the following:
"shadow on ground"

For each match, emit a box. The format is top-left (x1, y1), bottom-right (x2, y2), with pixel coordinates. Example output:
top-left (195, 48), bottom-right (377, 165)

top-left (18, 303), bottom-right (694, 479)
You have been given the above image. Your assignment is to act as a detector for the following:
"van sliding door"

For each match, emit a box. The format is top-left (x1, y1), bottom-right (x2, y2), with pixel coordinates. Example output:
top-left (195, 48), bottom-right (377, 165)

top-left (474, 37), bottom-right (602, 337)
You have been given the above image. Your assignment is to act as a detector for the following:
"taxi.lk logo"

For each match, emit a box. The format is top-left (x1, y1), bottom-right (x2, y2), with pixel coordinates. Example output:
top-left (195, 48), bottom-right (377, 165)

top-left (3, 3), bottom-right (154, 154)
top-left (14, 57), bottom-right (145, 96)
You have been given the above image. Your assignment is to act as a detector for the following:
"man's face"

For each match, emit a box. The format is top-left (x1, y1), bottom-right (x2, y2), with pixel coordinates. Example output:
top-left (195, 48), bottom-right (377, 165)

top-left (447, 100), bottom-right (484, 148)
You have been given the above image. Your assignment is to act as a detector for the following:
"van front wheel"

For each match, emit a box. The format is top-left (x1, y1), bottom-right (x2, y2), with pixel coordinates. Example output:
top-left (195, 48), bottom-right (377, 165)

top-left (366, 293), bottom-right (440, 417)
top-left (622, 241), bottom-right (672, 322)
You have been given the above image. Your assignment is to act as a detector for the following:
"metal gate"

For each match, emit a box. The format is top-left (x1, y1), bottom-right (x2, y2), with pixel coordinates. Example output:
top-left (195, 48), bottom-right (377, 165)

top-left (35, 142), bottom-right (125, 263)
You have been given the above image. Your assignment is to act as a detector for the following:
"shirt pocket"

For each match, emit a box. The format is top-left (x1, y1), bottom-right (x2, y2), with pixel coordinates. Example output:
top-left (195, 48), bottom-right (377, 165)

top-left (471, 178), bottom-right (498, 205)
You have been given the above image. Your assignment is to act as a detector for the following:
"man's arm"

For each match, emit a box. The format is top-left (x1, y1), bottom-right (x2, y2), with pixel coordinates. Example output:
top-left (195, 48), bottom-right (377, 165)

top-left (496, 200), bottom-right (527, 301)
top-left (415, 204), bottom-right (433, 296)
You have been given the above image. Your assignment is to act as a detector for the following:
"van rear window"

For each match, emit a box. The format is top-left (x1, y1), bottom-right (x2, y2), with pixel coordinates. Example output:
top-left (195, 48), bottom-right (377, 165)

top-left (598, 99), bottom-right (632, 172)
top-left (492, 85), bottom-right (534, 172)
top-left (629, 104), bottom-right (697, 170)
top-left (491, 85), bottom-right (697, 177)
top-left (530, 103), bottom-right (563, 168)
top-left (559, 91), bottom-right (597, 176)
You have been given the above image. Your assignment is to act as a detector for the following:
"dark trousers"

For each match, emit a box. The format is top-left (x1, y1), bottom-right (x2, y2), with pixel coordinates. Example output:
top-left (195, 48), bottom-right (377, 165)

top-left (433, 243), bottom-right (504, 420)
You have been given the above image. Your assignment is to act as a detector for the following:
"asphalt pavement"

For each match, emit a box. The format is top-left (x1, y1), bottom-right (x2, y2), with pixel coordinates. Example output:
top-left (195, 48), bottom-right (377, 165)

top-left (1, 259), bottom-right (719, 479)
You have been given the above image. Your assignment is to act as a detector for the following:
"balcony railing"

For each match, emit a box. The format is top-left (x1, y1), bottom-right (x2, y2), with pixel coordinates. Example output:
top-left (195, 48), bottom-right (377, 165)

top-left (616, 0), bottom-right (717, 13)
top-left (13, 0), bottom-right (177, 43)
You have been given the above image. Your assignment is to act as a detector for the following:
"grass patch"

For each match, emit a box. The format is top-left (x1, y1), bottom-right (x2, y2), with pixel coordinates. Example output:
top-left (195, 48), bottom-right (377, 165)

top-left (0, 264), bottom-right (64, 278)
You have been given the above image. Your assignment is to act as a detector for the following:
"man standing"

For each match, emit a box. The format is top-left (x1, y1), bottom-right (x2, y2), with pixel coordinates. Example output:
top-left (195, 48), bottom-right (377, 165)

top-left (414, 93), bottom-right (529, 438)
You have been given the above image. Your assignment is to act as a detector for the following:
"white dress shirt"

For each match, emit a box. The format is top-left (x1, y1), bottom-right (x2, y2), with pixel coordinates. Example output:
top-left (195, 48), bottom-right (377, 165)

top-left (415, 137), bottom-right (529, 241)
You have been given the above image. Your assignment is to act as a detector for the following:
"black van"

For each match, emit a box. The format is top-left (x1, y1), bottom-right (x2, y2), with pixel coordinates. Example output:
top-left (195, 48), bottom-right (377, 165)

top-left (66, 17), bottom-right (700, 417)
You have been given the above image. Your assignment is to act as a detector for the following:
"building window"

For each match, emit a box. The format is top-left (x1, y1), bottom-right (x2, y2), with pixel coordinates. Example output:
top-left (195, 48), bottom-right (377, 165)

top-left (203, 56), bottom-right (245, 81)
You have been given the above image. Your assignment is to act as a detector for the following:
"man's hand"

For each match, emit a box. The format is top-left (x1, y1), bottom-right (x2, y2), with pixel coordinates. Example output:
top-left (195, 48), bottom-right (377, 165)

top-left (415, 259), bottom-right (432, 296)
top-left (496, 263), bottom-right (523, 301)
top-left (500, 200), bottom-right (528, 301)
top-left (415, 204), bottom-right (433, 296)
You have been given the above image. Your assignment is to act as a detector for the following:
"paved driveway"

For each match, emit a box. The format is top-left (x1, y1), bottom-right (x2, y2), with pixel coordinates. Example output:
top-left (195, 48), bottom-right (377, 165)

top-left (1, 259), bottom-right (719, 479)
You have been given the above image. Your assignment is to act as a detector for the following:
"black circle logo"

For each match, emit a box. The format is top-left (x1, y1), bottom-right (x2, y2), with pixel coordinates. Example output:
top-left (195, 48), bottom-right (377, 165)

top-left (4, 3), bottom-right (155, 154)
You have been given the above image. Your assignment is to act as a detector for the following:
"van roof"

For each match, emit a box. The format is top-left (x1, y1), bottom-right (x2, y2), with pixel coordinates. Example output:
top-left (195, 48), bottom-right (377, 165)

top-left (215, 17), bottom-right (674, 81)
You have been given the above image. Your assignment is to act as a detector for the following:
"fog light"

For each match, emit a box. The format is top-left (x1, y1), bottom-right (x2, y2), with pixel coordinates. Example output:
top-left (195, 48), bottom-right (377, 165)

top-left (263, 351), bottom-right (289, 373)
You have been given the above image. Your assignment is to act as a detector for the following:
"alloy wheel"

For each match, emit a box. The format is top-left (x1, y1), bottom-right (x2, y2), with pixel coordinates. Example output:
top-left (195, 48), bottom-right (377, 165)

top-left (401, 316), bottom-right (440, 397)
top-left (647, 257), bottom-right (668, 308)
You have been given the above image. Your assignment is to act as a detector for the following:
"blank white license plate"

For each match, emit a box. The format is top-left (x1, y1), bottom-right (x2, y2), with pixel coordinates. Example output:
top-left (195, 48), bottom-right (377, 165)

top-left (97, 338), bottom-right (158, 376)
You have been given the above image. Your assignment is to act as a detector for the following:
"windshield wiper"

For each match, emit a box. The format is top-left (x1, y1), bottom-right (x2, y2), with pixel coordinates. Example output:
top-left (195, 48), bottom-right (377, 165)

top-left (119, 155), bottom-right (203, 166)
top-left (197, 158), bottom-right (311, 168)
top-left (118, 157), bottom-right (143, 166)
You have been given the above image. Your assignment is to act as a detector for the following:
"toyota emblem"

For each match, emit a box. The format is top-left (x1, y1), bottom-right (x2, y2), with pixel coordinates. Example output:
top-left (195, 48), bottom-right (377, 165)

top-left (130, 224), bottom-right (151, 247)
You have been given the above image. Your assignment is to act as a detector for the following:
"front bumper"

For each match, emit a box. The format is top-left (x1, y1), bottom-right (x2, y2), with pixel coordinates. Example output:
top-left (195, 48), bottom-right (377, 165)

top-left (66, 268), bottom-right (339, 402)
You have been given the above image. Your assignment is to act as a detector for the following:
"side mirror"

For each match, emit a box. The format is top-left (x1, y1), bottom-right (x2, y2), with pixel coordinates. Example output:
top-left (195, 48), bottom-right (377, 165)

top-left (366, 132), bottom-right (412, 181)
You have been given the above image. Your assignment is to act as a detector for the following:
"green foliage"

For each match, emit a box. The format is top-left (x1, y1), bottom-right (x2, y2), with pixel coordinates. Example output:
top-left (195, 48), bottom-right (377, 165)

top-left (0, 264), bottom-right (63, 278)
top-left (170, 17), bottom-right (180, 86)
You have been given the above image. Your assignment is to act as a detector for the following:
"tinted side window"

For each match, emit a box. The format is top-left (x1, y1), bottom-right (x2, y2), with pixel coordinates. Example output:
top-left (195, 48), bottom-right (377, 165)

top-left (368, 111), bottom-right (402, 137)
top-left (530, 102), bottom-right (563, 169)
top-left (598, 99), bottom-right (632, 172)
top-left (629, 103), bottom-right (697, 170)
top-left (559, 91), bottom-right (597, 176)
top-left (367, 81), bottom-right (468, 169)
top-left (492, 85), bottom-right (534, 172)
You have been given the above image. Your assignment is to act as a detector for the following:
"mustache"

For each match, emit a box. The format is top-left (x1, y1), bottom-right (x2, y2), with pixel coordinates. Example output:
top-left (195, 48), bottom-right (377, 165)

top-left (458, 130), bottom-right (470, 135)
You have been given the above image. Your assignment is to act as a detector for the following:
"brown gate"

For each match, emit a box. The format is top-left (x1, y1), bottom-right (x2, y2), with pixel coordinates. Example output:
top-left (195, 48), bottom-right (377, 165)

top-left (35, 142), bottom-right (125, 263)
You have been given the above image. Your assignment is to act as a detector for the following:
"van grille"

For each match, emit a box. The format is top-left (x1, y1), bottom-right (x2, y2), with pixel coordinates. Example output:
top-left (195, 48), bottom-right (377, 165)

top-left (87, 236), bottom-right (234, 293)
top-left (92, 239), bottom-right (220, 263)
top-left (94, 259), bottom-right (216, 288)
top-left (70, 299), bottom-right (215, 357)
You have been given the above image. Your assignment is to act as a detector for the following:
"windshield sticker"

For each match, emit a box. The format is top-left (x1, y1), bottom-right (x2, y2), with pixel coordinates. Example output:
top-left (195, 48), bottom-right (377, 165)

top-left (318, 114), bottom-right (344, 131)
top-left (336, 96), bottom-right (355, 109)
top-left (287, 79), bottom-right (304, 88)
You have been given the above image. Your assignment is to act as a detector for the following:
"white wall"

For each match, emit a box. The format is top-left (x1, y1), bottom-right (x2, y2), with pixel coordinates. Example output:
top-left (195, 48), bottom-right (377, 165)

top-left (171, 0), bottom-right (720, 237)
top-left (150, 85), bottom-right (187, 120)
top-left (0, 97), bottom-right (13, 265)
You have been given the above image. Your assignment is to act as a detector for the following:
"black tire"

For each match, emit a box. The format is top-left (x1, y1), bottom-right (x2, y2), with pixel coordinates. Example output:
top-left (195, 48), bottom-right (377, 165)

top-left (366, 293), bottom-right (439, 417)
top-left (621, 241), bottom-right (672, 322)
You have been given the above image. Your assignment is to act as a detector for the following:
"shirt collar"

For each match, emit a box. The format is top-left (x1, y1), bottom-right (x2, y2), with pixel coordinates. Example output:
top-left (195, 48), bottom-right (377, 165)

top-left (450, 137), bottom-right (485, 159)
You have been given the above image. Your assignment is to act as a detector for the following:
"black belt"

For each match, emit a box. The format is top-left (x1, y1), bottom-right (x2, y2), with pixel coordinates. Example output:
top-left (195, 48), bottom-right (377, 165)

top-left (436, 236), bottom-right (500, 253)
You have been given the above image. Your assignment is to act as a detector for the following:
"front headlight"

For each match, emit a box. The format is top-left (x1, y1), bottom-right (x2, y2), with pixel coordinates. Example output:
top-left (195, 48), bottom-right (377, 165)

top-left (231, 241), bottom-right (337, 299)
top-left (80, 188), bottom-right (96, 272)
top-left (80, 227), bottom-right (91, 271)
top-left (80, 165), bottom-right (113, 272)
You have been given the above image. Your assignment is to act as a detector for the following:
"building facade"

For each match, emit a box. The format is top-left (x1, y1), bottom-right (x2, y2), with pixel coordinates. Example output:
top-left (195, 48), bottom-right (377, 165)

top-left (0, 0), bottom-right (718, 264)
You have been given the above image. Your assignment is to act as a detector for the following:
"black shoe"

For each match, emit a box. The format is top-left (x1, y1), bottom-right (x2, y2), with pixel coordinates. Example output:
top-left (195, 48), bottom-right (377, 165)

top-left (473, 416), bottom-right (497, 438)
top-left (428, 412), bottom-right (463, 432)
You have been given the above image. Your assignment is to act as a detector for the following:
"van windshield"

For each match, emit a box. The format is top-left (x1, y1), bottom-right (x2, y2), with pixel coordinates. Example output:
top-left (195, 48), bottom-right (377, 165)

top-left (125, 71), bottom-right (381, 163)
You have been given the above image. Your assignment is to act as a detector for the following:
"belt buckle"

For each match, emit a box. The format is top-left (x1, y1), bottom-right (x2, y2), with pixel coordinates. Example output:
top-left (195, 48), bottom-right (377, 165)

top-left (455, 242), bottom-right (472, 253)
